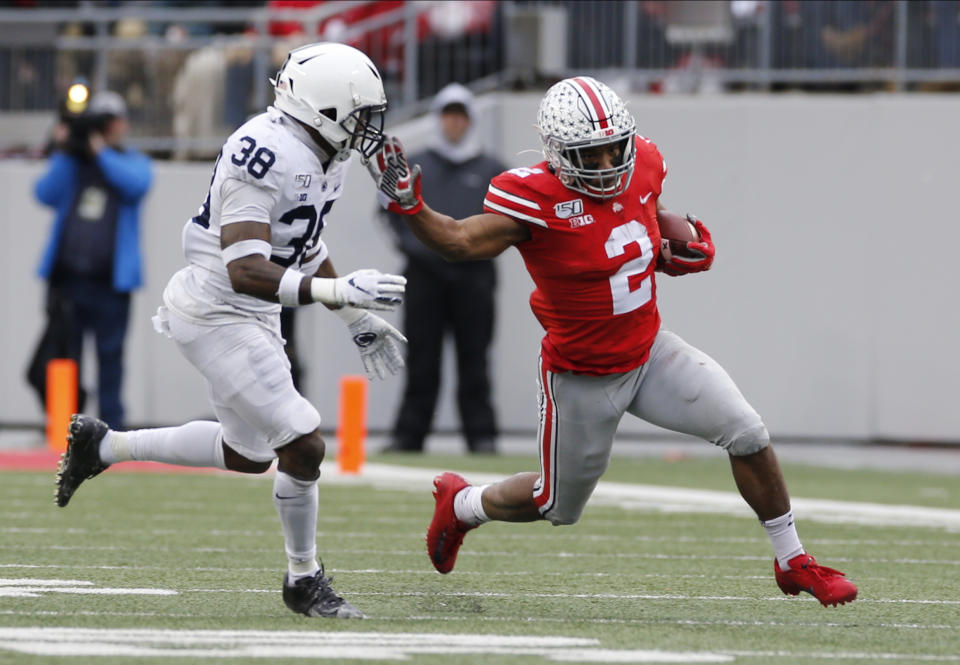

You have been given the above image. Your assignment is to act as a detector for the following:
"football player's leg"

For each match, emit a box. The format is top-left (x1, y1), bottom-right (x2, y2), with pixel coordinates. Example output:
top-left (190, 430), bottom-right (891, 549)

top-left (527, 359), bottom-right (625, 526)
top-left (98, 315), bottom-right (276, 473)
top-left (188, 319), bottom-right (359, 616)
top-left (630, 331), bottom-right (857, 605)
top-left (194, 323), bottom-right (324, 580)
top-left (629, 330), bottom-right (790, 514)
top-left (427, 359), bottom-right (626, 573)
top-left (274, 432), bottom-right (324, 580)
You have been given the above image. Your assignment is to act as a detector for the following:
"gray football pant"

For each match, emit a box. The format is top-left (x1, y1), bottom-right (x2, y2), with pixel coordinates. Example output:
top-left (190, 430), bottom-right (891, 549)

top-left (533, 329), bottom-right (769, 525)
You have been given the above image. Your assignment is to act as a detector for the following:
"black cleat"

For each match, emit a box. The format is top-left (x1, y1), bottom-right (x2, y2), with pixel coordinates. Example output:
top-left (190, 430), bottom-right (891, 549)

top-left (55, 414), bottom-right (110, 508)
top-left (282, 565), bottom-right (365, 619)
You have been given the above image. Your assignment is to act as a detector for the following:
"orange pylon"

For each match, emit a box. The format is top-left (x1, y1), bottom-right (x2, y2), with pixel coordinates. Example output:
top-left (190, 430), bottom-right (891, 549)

top-left (337, 375), bottom-right (367, 474)
top-left (46, 358), bottom-right (78, 452)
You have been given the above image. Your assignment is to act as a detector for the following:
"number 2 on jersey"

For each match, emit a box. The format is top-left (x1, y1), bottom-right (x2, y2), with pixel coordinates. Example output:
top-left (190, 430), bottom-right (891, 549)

top-left (605, 220), bottom-right (653, 315)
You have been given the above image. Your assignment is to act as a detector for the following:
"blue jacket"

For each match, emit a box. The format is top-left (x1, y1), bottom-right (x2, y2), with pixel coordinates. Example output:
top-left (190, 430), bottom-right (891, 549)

top-left (35, 148), bottom-right (152, 292)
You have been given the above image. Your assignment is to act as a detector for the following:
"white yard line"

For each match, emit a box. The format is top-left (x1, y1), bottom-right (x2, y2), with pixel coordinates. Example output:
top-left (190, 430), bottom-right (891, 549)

top-left (330, 464), bottom-right (960, 530)
top-left (0, 628), bottom-right (730, 663)
top-left (1, 627), bottom-right (959, 662)
top-left (0, 610), bottom-right (954, 633)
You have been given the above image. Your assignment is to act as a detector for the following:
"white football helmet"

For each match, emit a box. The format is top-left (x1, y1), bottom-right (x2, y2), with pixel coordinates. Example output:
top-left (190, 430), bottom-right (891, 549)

top-left (271, 42), bottom-right (387, 162)
top-left (537, 76), bottom-right (636, 200)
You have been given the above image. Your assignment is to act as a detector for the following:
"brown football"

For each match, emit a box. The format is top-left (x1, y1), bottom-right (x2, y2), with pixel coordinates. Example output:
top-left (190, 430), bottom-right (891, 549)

top-left (657, 209), bottom-right (700, 261)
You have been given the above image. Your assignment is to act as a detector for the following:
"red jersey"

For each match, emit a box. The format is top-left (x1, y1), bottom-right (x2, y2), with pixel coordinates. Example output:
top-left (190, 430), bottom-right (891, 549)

top-left (483, 136), bottom-right (668, 375)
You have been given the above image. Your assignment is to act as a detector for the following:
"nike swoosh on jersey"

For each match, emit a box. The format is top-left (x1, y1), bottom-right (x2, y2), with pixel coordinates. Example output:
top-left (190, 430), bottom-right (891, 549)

top-left (639, 192), bottom-right (653, 204)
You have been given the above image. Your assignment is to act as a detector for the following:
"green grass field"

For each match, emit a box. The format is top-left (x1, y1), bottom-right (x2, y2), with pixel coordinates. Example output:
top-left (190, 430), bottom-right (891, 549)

top-left (1, 451), bottom-right (959, 664)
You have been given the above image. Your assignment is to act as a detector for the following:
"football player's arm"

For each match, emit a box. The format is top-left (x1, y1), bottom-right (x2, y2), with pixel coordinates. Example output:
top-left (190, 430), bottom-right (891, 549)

top-left (221, 221), bottom-right (291, 302)
top-left (219, 178), bottom-right (404, 309)
top-left (404, 203), bottom-right (530, 261)
top-left (367, 136), bottom-right (529, 260)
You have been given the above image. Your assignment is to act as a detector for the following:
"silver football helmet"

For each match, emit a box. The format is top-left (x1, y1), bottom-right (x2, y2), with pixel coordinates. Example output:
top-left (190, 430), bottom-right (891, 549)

top-left (271, 42), bottom-right (387, 162)
top-left (537, 76), bottom-right (636, 200)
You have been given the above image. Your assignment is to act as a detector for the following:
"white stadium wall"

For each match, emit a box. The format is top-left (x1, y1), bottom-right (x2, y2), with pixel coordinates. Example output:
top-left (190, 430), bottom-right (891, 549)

top-left (1, 93), bottom-right (958, 443)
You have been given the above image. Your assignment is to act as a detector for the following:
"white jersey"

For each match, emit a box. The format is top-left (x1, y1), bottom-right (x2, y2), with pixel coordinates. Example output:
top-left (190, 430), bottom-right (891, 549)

top-left (167, 106), bottom-right (349, 323)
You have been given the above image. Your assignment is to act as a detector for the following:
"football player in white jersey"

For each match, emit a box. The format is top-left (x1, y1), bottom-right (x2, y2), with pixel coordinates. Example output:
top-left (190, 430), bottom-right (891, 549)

top-left (54, 43), bottom-right (406, 619)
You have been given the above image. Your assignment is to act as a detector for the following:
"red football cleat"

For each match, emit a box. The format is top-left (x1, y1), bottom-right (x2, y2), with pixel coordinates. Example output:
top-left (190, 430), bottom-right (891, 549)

top-left (426, 472), bottom-right (476, 574)
top-left (775, 553), bottom-right (858, 607)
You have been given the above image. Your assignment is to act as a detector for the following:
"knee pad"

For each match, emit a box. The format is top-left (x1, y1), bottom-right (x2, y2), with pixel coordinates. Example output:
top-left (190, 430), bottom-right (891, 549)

top-left (544, 511), bottom-right (581, 527)
top-left (541, 495), bottom-right (587, 526)
top-left (726, 422), bottom-right (770, 456)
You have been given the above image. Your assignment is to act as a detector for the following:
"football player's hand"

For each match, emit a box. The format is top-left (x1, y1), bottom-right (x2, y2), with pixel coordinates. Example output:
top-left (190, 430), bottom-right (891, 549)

top-left (658, 216), bottom-right (715, 276)
top-left (332, 269), bottom-right (406, 310)
top-left (337, 308), bottom-right (407, 381)
top-left (367, 136), bottom-right (424, 215)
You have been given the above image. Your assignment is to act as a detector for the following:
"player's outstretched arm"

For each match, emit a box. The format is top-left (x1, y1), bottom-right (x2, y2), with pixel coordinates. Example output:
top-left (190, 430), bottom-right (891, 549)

top-left (221, 221), bottom-right (405, 310)
top-left (367, 136), bottom-right (529, 261)
top-left (407, 205), bottom-right (529, 261)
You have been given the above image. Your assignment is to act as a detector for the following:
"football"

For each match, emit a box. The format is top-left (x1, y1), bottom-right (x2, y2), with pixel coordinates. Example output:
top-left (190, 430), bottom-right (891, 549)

top-left (657, 209), bottom-right (701, 261)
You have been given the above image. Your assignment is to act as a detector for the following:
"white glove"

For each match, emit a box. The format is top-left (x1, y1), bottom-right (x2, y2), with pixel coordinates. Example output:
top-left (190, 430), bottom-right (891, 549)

top-left (312, 269), bottom-right (406, 311)
top-left (366, 136), bottom-right (424, 215)
top-left (336, 308), bottom-right (407, 381)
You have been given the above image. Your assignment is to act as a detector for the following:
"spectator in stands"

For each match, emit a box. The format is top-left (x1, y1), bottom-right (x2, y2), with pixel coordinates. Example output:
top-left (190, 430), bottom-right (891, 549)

top-left (381, 83), bottom-right (504, 454)
top-left (34, 91), bottom-right (152, 429)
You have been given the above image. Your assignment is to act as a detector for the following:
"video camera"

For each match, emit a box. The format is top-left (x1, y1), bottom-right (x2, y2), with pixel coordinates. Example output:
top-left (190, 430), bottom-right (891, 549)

top-left (58, 82), bottom-right (111, 159)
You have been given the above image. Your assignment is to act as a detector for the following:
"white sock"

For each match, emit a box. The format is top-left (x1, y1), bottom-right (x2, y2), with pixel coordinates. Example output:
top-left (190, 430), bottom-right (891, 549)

top-left (273, 471), bottom-right (320, 580)
top-left (453, 484), bottom-right (490, 527)
top-left (100, 421), bottom-right (226, 469)
top-left (761, 510), bottom-right (805, 569)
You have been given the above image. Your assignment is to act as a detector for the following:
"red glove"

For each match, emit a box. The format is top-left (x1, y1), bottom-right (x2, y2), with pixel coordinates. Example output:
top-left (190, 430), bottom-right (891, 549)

top-left (367, 136), bottom-right (424, 215)
top-left (657, 217), bottom-right (715, 276)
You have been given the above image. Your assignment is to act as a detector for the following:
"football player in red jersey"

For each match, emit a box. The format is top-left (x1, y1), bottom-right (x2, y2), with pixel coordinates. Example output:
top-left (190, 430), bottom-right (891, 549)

top-left (368, 76), bottom-right (857, 607)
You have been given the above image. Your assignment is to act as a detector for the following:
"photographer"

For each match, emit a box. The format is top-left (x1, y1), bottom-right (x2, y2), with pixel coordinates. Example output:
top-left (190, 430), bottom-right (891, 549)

top-left (34, 91), bottom-right (152, 429)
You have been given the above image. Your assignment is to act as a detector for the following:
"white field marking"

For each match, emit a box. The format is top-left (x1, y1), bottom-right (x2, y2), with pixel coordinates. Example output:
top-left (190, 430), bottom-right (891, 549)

top-left (0, 628), bottom-right (732, 663)
top-left (333, 463), bottom-right (960, 530)
top-left (0, 527), bottom-right (86, 534)
top-left (0, 578), bottom-right (93, 586)
top-left (8, 523), bottom-right (959, 549)
top-left (1, 610), bottom-right (954, 634)
top-left (724, 650), bottom-right (960, 662)
top-left (3, 548), bottom-right (959, 567)
top-left (0, 611), bottom-right (188, 618)
top-left (402, 614), bottom-right (957, 632)
top-left (0, 578), bottom-right (176, 599)
top-left (0, 564), bottom-right (769, 580)
top-left (172, 588), bottom-right (960, 607)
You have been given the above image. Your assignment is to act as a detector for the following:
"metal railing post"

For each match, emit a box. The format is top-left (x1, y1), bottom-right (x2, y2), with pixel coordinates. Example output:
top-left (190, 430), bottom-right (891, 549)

top-left (94, 18), bottom-right (109, 94)
top-left (623, 0), bottom-right (638, 71)
top-left (893, 0), bottom-right (908, 91)
top-left (252, 17), bottom-right (270, 112)
top-left (758, 0), bottom-right (774, 90)
top-left (402, 1), bottom-right (418, 109)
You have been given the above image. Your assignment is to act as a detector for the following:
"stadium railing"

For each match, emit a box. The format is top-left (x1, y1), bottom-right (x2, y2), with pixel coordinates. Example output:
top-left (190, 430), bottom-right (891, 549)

top-left (0, 0), bottom-right (957, 157)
